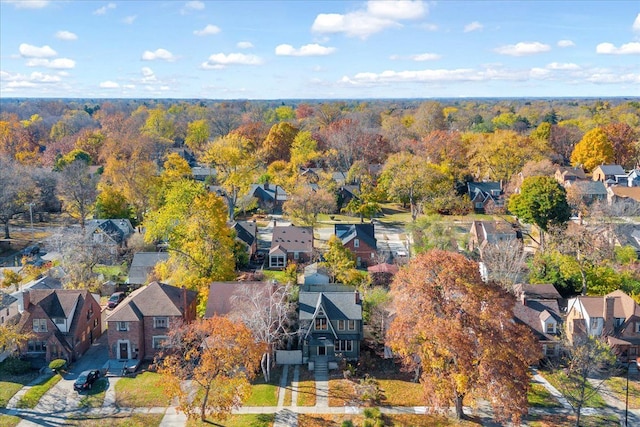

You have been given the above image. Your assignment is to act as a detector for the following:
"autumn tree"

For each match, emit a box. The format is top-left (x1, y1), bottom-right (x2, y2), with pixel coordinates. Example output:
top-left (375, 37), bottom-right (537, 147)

top-left (379, 152), bottom-right (453, 221)
top-left (386, 250), bottom-right (539, 423)
top-left (201, 133), bottom-right (262, 220)
top-left (479, 239), bottom-right (528, 291)
top-left (0, 156), bottom-right (38, 239)
top-left (261, 122), bottom-right (299, 164)
top-left (549, 123), bottom-right (583, 164)
top-left (282, 186), bottom-right (336, 228)
top-left (322, 235), bottom-right (357, 284)
top-left (157, 316), bottom-right (263, 421)
top-left (508, 176), bottom-right (570, 248)
top-left (0, 323), bottom-right (31, 357)
top-left (602, 122), bottom-right (638, 168)
top-left (144, 179), bottom-right (235, 303)
top-left (552, 336), bottom-right (616, 427)
top-left (184, 119), bottom-right (210, 154)
top-left (56, 158), bottom-right (98, 229)
top-left (230, 282), bottom-right (296, 382)
top-left (570, 127), bottom-right (614, 172)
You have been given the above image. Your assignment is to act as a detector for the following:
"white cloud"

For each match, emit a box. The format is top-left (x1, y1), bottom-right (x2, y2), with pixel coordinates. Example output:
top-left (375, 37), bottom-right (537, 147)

top-left (312, 0), bottom-right (426, 39)
top-left (411, 52), bottom-right (441, 61)
top-left (25, 58), bottom-right (76, 69)
top-left (4, 0), bottom-right (49, 9)
top-left (422, 23), bottom-right (438, 31)
top-left (366, 0), bottom-right (426, 20)
top-left (201, 53), bottom-right (264, 69)
top-left (557, 39), bottom-right (575, 48)
top-left (141, 48), bottom-right (177, 61)
top-left (194, 24), bottom-right (221, 36)
top-left (122, 15), bottom-right (137, 25)
top-left (19, 43), bottom-right (57, 58)
top-left (94, 3), bottom-right (116, 15)
top-left (0, 71), bottom-right (61, 85)
top-left (237, 41), bottom-right (254, 49)
top-left (596, 42), bottom-right (640, 55)
top-left (494, 41), bottom-right (551, 56)
top-left (464, 21), bottom-right (483, 33)
top-left (55, 30), bottom-right (77, 41)
top-left (546, 62), bottom-right (580, 70)
top-left (275, 43), bottom-right (336, 56)
top-left (181, 1), bottom-right (205, 14)
top-left (99, 81), bottom-right (119, 88)
top-left (586, 72), bottom-right (640, 84)
top-left (529, 68), bottom-right (551, 79)
top-left (141, 67), bottom-right (157, 83)
top-left (633, 13), bottom-right (640, 33)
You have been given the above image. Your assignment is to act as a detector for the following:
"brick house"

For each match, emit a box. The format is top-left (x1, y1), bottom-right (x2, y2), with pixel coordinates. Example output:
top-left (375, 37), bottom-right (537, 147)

top-left (467, 181), bottom-right (504, 213)
top-left (513, 284), bottom-right (563, 359)
top-left (334, 224), bottom-right (377, 267)
top-left (107, 282), bottom-right (197, 361)
top-left (14, 289), bottom-right (102, 364)
top-left (566, 290), bottom-right (640, 363)
top-left (268, 226), bottom-right (314, 269)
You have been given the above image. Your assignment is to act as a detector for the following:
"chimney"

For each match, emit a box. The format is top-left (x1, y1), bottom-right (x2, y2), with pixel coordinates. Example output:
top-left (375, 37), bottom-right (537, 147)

top-left (354, 290), bottom-right (361, 305)
top-left (521, 292), bottom-right (527, 306)
top-left (264, 182), bottom-right (270, 190)
top-left (21, 290), bottom-right (30, 313)
top-left (603, 296), bottom-right (615, 335)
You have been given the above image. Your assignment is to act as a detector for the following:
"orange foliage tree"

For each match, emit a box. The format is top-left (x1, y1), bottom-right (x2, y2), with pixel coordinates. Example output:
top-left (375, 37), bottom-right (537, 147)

top-left (386, 250), bottom-right (540, 424)
top-left (157, 316), bottom-right (263, 421)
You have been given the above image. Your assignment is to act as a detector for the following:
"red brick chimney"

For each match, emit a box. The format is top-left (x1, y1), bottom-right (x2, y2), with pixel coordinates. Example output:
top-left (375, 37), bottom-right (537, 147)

top-left (22, 291), bottom-right (30, 312)
top-left (354, 290), bottom-right (361, 305)
top-left (603, 296), bottom-right (615, 335)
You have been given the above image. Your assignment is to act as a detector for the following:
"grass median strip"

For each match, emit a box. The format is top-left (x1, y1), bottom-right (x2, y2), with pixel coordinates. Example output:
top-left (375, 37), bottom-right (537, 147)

top-left (16, 374), bottom-right (61, 409)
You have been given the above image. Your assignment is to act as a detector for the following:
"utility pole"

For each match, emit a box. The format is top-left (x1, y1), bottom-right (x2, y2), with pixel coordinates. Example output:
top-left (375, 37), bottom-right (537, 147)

top-left (28, 203), bottom-right (35, 241)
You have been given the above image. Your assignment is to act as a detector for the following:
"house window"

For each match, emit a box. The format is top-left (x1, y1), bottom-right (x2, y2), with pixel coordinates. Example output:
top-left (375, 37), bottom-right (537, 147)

top-left (271, 256), bottom-right (285, 268)
top-left (338, 320), bottom-right (345, 331)
top-left (636, 323), bottom-right (640, 333)
top-left (354, 239), bottom-right (360, 248)
top-left (543, 344), bottom-right (556, 357)
top-left (545, 322), bottom-right (555, 334)
top-left (315, 318), bottom-right (328, 330)
top-left (348, 320), bottom-right (356, 331)
top-left (117, 321), bottom-right (129, 331)
top-left (27, 340), bottom-right (46, 352)
top-left (294, 252), bottom-right (299, 260)
top-left (152, 336), bottom-right (168, 349)
top-left (32, 319), bottom-right (47, 332)
top-left (336, 340), bottom-right (353, 352)
top-left (615, 318), bottom-right (625, 328)
top-left (154, 317), bottom-right (168, 329)
top-left (475, 202), bottom-right (484, 209)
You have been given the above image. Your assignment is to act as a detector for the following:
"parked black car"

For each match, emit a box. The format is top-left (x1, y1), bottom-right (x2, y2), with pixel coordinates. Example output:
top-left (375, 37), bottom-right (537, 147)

top-left (107, 292), bottom-right (126, 309)
top-left (74, 370), bottom-right (100, 391)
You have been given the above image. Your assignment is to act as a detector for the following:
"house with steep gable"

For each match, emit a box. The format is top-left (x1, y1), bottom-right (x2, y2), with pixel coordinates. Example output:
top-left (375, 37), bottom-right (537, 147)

top-left (467, 181), bottom-right (503, 213)
top-left (14, 289), bottom-right (102, 365)
top-left (85, 219), bottom-right (135, 259)
top-left (592, 164), bottom-right (626, 186)
top-left (232, 220), bottom-right (258, 260)
top-left (566, 290), bottom-right (640, 363)
top-left (249, 183), bottom-right (288, 214)
top-left (555, 166), bottom-right (587, 186)
top-left (335, 224), bottom-right (377, 267)
top-left (107, 282), bottom-right (197, 362)
top-left (298, 284), bottom-right (363, 366)
top-left (127, 252), bottom-right (169, 285)
top-left (468, 220), bottom-right (520, 256)
top-left (269, 225), bottom-right (314, 269)
top-left (513, 284), bottom-right (563, 359)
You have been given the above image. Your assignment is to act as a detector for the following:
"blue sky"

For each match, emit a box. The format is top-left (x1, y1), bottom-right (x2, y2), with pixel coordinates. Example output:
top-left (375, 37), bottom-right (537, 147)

top-left (1, 0), bottom-right (639, 99)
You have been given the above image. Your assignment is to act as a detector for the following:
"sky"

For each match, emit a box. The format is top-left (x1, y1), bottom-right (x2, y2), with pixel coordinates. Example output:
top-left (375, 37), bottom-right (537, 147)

top-left (0, 0), bottom-right (639, 99)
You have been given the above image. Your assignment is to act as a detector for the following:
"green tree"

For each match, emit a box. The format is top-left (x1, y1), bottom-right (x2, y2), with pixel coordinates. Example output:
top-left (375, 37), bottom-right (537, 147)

top-left (289, 131), bottom-right (321, 169)
top-left (508, 176), bottom-right (570, 248)
top-left (94, 187), bottom-right (134, 223)
top-left (570, 127), bottom-right (614, 172)
top-left (185, 119), bottom-right (210, 154)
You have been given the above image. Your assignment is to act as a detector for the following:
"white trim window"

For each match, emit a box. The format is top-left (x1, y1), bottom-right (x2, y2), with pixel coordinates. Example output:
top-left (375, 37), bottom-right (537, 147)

top-left (337, 320), bottom-right (345, 331)
top-left (117, 321), bottom-right (129, 331)
top-left (315, 318), bottom-right (328, 330)
top-left (154, 317), bottom-right (168, 329)
top-left (354, 239), bottom-right (360, 248)
top-left (152, 336), bottom-right (168, 349)
top-left (545, 322), bottom-right (555, 334)
top-left (348, 320), bottom-right (356, 331)
top-left (336, 340), bottom-right (353, 352)
top-left (32, 318), bottom-right (47, 332)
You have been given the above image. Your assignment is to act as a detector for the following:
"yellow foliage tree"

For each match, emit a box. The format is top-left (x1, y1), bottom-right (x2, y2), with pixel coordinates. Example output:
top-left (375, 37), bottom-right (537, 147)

top-left (570, 127), bottom-right (614, 172)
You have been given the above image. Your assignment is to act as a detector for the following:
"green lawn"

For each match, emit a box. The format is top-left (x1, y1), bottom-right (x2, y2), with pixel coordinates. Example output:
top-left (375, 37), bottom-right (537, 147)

top-left (115, 372), bottom-right (171, 407)
top-left (0, 414), bottom-right (22, 427)
top-left (78, 377), bottom-right (109, 408)
top-left (526, 413), bottom-right (619, 427)
top-left (66, 413), bottom-right (164, 426)
top-left (538, 370), bottom-right (607, 408)
top-left (604, 375), bottom-right (640, 409)
top-left (244, 380), bottom-right (278, 406)
top-left (187, 414), bottom-right (275, 427)
top-left (296, 368), bottom-right (316, 407)
top-left (528, 383), bottom-right (563, 408)
top-left (16, 374), bottom-right (61, 409)
top-left (0, 373), bottom-right (39, 408)
top-left (94, 263), bottom-right (128, 281)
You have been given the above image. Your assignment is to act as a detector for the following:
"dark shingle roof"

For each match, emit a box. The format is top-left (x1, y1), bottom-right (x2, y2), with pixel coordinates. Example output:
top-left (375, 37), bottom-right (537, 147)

top-left (335, 224), bottom-right (377, 250)
top-left (128, 252), bottom-right (169, 284)
top-left (271, 226), bottom-right (313, 253)
top-left (108, 282), bottom-right (197, 321)
top-left (233, 221), bottom-right (257, 247)
top-left (0, 291), bottom-right (17, 310)
top-left (299, 291), bottom-right (362, 321)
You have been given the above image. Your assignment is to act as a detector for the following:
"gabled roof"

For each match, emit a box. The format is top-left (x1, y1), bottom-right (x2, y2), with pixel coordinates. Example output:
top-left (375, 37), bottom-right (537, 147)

top-left (367, 263), bottom-right (399, 274)
top-left (567, 293), bottom-right (632, 319)
top-left (271, 226), bottom-right (313, 253)
top-left (233, 221), bottom-right (257, 247)
top-left (609, 186), bottom-right (640, 202)
top-left (0, 291), bottom-right (17, 310)
top-left (128, 252), bottom-right (169, 284)
top-left (513, 299), bottom-right (562, 341)
top-left (467, 181), bottom-right (502, 203)
top-left (609, 224), bottom-right (640, 253)
top-left (86, 219), bottom-right (134, 244)
top-left (250, 184), bottom-right (288, 202)
top-left (17, 289), bottom-right (96, 336)
top-left (513, 283), bottom-right (562, 300)
top-left (108, 282), bottom-right (197, 321)
top-left (299, 290), bottom-right (362, 321)
top-left (556, 166), bottom-right (587, 180)
top-left (335, 224), bottom-right (376, 250)
top-left (567, 180), bottom-right (607, 196)
top-left (593, 164), bottom-right (625, 176)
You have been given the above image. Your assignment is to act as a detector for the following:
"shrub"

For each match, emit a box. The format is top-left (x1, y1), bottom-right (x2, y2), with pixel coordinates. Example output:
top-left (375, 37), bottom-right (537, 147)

top-left (48, 359), bottom-right (67, 374)
top-left (363, 407), bottom-right (382, 419)
top-left (0, 357), bottom-right (32, 375)
top-left (341, 421), bottom-right (354, 427)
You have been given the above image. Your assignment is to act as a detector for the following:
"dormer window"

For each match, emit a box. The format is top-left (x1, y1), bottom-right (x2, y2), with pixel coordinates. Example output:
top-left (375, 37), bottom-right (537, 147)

top-left (615, 318), bottom-right (625, 328)
top-left (315, 318), bottom-right (328, 330)
top-left (545, 322), bottom-right (556, 334)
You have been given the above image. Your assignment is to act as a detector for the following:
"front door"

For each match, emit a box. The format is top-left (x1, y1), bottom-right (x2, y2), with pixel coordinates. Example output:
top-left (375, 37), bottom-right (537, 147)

top-left (318, 346), bottom-right (326, 356)
top-left (119, 342), bottom-right (129, 359)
